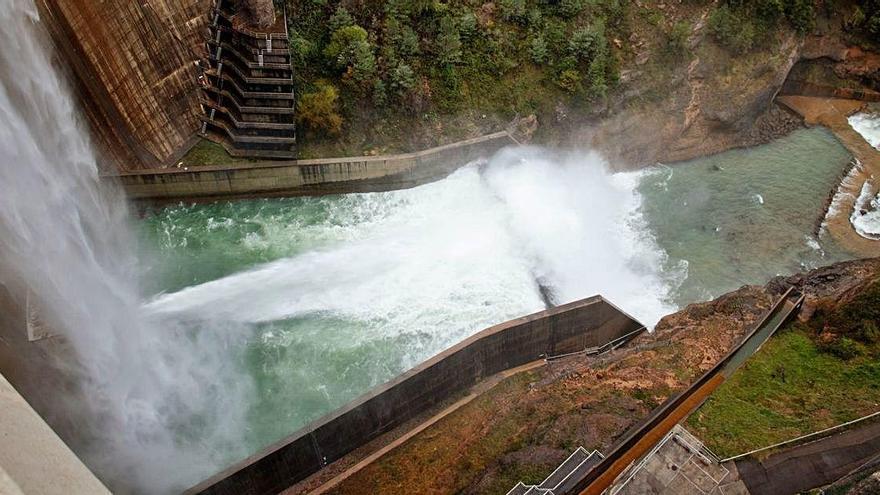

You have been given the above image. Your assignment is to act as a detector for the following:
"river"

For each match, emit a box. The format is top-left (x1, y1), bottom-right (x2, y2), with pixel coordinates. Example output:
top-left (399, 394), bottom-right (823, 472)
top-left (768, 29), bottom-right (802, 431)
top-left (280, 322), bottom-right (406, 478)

top-left (139, 126), bottom-right (856, 469)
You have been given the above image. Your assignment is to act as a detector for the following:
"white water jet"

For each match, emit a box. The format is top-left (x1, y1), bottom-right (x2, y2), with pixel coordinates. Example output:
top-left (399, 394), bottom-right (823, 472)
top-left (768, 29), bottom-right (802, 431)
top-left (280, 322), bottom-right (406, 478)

top-left (148, 148), bottom-right (680, 333)
top-left (0, 1), bottom-right (252, 493)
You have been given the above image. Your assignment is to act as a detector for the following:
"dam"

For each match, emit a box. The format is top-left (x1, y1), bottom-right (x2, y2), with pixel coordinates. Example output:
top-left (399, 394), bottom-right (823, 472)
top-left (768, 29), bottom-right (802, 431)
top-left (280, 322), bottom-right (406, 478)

top-left (0, 0), bottom-right (879, 494)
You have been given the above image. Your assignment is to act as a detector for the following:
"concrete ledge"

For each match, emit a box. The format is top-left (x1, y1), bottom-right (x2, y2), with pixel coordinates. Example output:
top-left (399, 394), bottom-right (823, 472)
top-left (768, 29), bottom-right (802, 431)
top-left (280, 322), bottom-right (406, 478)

top-left (0, 373), bottom-right (109, 495)
top-left (187, 296), bottom-right (645, 495)
top-left (106, 132), bottom-right (517, 204)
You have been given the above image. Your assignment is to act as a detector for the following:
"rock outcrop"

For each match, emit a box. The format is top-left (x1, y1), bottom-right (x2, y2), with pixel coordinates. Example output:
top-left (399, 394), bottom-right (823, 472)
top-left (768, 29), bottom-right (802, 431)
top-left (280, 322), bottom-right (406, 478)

top-left (237, 0), bottom-right (276, 30)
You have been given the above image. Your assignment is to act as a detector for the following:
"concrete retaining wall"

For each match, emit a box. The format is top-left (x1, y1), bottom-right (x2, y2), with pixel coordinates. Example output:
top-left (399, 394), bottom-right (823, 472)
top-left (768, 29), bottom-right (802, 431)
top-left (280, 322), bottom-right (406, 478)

top-left (110, 132), bottom-right (517, 203)
top-left (188, 296), bottom-right (645, 495)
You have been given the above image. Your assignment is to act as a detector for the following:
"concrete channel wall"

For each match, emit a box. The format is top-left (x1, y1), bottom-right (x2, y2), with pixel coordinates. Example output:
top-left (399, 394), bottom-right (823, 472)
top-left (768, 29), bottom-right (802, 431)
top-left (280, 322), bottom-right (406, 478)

top-left (188, 296), bottom-right (645, 495)
top-left (111, 132), bottom-right (517, 203)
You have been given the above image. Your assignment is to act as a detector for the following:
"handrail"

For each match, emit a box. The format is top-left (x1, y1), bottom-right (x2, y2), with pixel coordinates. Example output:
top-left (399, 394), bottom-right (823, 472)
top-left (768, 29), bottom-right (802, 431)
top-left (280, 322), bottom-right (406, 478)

top-left (719, 409), bottom-right (880, 463)
top-left (207, 59), bottom-right (292, 85)
top-left (209, 43), bottom-right (291, 70)
top-left (201, 91), bottom-right (294, 114)
top-left (546, 326), bottom-right (647, 361)
top-left (200, 101), bottom-right (295, 130)
top-left (205, 76), bottom-right (295, 100)
top-left (204, 118), bottom-right (296, 144)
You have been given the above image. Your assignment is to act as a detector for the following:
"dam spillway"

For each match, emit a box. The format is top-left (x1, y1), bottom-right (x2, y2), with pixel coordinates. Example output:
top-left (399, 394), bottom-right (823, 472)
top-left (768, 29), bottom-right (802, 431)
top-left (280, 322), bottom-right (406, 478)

top-left (0, 0), bottom-right (876, 490)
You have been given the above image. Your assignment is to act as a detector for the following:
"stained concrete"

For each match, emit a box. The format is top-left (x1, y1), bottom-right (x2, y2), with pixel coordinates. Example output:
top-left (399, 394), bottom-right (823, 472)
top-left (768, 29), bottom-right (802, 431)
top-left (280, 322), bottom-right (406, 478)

top-left (187, 296), bottom-right (644, 495)
top-left (0, 373), bottom-right (109, 494)
top-left (37, 0), bottom-right (210, 170)
top-left (111, 131), bottom-right (517, 203)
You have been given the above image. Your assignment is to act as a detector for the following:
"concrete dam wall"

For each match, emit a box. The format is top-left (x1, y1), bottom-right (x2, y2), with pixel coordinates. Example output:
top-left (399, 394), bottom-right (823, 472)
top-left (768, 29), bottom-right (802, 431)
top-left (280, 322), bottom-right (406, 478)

top-left (111, 131), bottom-right (517, 203)
top-left (37, 0), bottom-right (210, 171)
top-left (188, 296), bottom-right (645, 495)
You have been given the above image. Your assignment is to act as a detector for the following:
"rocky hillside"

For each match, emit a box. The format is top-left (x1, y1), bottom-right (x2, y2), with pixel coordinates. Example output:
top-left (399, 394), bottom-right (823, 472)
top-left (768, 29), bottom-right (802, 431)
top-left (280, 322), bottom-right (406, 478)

top-left (289, 258), bottom-right (880, 494)
top-left (286, 0), bottom-right (879, 164)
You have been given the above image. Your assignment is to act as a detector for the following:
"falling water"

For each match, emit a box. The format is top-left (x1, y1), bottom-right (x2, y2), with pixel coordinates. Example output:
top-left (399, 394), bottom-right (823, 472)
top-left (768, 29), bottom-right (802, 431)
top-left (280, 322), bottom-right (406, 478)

top-left (0, 1), bottom-right (253, 493)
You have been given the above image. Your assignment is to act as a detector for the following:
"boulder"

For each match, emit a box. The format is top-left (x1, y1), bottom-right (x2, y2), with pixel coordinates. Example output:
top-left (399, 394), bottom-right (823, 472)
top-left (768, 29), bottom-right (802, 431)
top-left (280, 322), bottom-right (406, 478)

top-left (237, 0), bottom-right (275, 30)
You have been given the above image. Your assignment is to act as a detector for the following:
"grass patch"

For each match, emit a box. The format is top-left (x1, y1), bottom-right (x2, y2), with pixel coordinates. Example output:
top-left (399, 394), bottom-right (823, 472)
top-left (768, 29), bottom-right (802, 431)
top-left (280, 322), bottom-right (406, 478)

top-left (688, 324), bottom-right (880, 458)
top-left (179, 139), bottom-right (256, 167)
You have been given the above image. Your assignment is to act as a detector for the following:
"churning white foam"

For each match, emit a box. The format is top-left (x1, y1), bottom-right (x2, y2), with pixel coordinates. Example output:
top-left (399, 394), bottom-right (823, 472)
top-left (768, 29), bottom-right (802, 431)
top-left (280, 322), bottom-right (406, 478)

top-left (849, 112), bottom-right (880, 150)
top-left (147, 148), bottom-right (679, 341)
top-left (851, 180), bottom-right (880, 240)
top-left (0, 1), bottom-right (253, 493)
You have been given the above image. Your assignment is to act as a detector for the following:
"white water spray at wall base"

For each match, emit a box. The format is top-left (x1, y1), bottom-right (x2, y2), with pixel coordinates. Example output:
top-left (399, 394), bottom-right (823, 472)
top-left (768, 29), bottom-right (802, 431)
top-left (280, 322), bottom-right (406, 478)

top-left (0, 1), bottom-right (253, 493)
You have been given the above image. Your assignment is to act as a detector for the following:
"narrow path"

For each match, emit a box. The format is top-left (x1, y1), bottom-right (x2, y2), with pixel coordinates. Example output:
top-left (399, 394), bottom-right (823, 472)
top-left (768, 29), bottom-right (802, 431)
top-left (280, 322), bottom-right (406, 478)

top-left (298, 360), bottom-right (546, 495)
top-left (777, 95), bottom-right (880, 257)
top-left (736, 417), bottom-right (880, 495)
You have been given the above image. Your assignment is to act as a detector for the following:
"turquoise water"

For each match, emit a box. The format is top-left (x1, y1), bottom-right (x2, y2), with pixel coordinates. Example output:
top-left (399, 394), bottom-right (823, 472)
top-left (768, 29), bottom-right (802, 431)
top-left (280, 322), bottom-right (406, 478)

top-left (137, 127), bottom-right (855, 462)
top-left (637, 127), bottom-right (854, 304)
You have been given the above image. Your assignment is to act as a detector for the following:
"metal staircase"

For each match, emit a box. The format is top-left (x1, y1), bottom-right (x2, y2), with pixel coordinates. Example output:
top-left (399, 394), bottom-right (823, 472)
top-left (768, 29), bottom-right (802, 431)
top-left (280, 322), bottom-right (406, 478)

top-left (199, 0), bottom-right (296, 158)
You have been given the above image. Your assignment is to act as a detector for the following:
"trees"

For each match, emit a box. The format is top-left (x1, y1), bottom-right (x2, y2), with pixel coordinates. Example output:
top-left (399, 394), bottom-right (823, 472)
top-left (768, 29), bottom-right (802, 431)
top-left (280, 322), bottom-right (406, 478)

top-left (297, 81), bottom-right (343, 136)
top-left (324, 25), bottom-right (377, 86)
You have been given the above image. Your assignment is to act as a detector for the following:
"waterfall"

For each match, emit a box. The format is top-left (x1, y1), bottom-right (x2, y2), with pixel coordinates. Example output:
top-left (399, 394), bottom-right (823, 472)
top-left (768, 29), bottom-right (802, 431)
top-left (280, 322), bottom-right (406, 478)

top-left (0, 1), bottom-right (252, 493)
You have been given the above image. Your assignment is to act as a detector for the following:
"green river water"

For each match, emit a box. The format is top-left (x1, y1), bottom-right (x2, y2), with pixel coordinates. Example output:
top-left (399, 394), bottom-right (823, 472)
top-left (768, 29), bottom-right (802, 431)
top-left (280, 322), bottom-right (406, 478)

top-left (138, 126), bottom-right (855, 460)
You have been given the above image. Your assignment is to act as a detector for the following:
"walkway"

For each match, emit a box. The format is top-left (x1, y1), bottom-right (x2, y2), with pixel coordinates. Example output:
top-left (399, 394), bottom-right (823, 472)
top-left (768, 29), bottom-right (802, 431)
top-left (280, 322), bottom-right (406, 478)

top-left (736, 418), bottom-right (880, 495)
top-left (293, 360), bottom-right (546, 495)
top-left (776, 95), bottom-right (880, 257)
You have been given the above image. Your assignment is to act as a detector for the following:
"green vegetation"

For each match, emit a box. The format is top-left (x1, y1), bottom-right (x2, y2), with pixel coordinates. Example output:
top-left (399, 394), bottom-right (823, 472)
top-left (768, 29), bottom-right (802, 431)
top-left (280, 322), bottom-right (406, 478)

top-left (296, 80), bottom-right (343, 137)
top-left (707, 0), bottom-right (815, 53)
top-left (688, 280), bottom-right (880, 458)
top-left (178, 140), bottom-right (254, 167)
top-left (285, 0), bottom-right (632, 154)
top-left (846, 1), bottom-right (880, 47)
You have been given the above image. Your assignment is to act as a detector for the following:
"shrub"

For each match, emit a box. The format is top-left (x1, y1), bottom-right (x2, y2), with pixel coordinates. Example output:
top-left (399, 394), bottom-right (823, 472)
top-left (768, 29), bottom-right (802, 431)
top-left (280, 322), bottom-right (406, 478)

top-left (458, 12), bottom-right (479, 39)
top-left (324, 25), bottom-right (368, 63)
top-left (529, 36), bottom-right (549, 64)
top-left (297, 81), bottom-right (343, 136)
top-left (436, 16), bottom-right (462, 66)
top-left (390, 63), bottom-right (417, 96)
top-left (558, 0), bottom-right (585, 19)
top-left (324, 26), bottom-right (377, 85)
top-left (527, 8), bottom-right (543, 28)
top-left (568, 25), bottom-right (601, 60)
top-left (663, 20), bottom-right (691, 59)
top-left (372, 79), bottom-right (387, 106)
top-left (588, 54), bottom-right (608, 97)
top-left (386, 17), bottom-right (420, 58)
top-left (288, 30), bottom-right (316, 67)
top-left (557, 69), bottom-right (583, 94)
top-left (708, 6), bottom-right (756, 52)
top-left (499, 0), bottom-right (528, 24)
top-left (861, 319), bottom-right (880, 344)
top-left (784, 0), bottom-right (814, 34)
